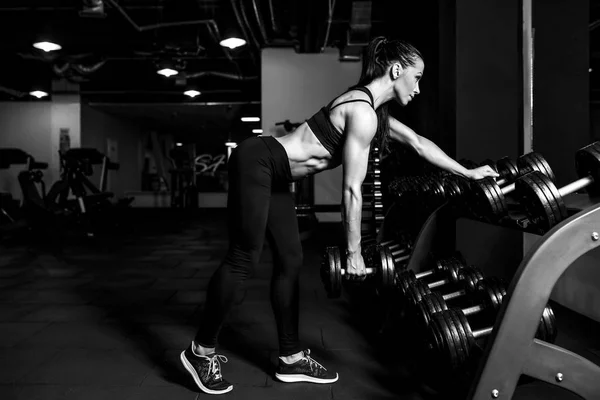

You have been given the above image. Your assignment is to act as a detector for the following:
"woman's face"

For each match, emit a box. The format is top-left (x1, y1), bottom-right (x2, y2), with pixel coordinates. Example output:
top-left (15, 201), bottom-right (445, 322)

top-left (393, 58), bottom-right (424, 106)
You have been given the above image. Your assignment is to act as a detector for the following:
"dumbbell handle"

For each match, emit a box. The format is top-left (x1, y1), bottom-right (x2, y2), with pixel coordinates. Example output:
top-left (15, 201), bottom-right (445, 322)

top-left (469, 306), bottom-right (555, 341)
top-left (462, 303), bottom-right (485, 317)
top-left (441, 288), bottom-right (467, 301)
top-left (496, 177), bottom-right (509, 187)
top-left (500, 182), bottom-right (515, 195)
top-left (394, 254), bottom-right (411, 265)
top-left (421, 299), bottom-right (486, 328)
top-left (340, 268), bottom-right (374, 276)
top-left (472, 326), bottom-right (494, 339)
top-left (558, 175), bottom-right (594, 197)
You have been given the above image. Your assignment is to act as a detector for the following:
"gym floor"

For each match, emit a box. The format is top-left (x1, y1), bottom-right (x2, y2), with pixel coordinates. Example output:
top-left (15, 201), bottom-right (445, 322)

top-left (0, 209), bottom-right (599, 400)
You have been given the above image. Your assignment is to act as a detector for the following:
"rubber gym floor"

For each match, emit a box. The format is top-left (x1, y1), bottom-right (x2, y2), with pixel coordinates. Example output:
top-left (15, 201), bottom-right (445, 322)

top-left (0, 209), bottom-right (599, 400)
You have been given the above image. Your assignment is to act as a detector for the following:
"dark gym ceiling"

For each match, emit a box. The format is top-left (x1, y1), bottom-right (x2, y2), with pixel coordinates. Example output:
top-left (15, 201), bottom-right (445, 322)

top-left (0, 1), bottom-right (599, 140)
top-left (0, 0), bottom-right (394, 104)
top-left (0, 0), bottom-right (402, 141)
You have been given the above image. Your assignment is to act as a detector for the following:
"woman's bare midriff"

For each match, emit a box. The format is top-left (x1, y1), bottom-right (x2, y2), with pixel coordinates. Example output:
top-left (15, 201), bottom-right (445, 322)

top-left (273, 123), bottom-right (337, 180)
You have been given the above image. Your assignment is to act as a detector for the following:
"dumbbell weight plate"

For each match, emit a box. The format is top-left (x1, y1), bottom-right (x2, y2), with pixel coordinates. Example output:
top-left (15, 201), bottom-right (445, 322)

top-left (323, 247), bottom-right (343, 298)
top-left (518, 152), bottom-right (555, 182)
top-left (575, 142), bottom-right (600, 197)
top-left (443, 177), bottom-right (459, 200)
top-left (470, 178), bottom-right (506, 220)
top-left (535, 171), bottom-right (568, 225)
top-left (364, 245), bottom-right (395, 297)
top-left (529, 172), bottom-right (567, 230)
top-left (536, 305), bottom-right (558, 343)
top-left (450, 305), bottom-right (473, 369)
top-left (456, 266), bottom-right (484, 292)
top-left (515, 173), bottom-right (560, 231)
top-left (496, 157), bottom-right (519, 182)
top-left (321, 247), bottom-right (335, 297)
top-left (442, 309), bottom-right (465, 369)
top-left (453, 307), bottom-right (477, 366)
top-left (532, 152), bottom-right (556, 183)
top-left (416, 292), bottom-right (448, 328)
top-left (475, 277), bottom-right (506, 317)
top-left (379, 245), bottom-right (395, 297)
top-left (438, 310), bottom-right (465, 369)
top-left (480, 159), bottom-right (498, 173)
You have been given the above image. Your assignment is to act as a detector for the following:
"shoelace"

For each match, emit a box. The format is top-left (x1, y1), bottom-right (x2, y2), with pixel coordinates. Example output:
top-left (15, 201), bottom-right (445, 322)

top-left (206, 354), bottom-right (228, 381)
top-left (302, 350), bottom-right (327, 372)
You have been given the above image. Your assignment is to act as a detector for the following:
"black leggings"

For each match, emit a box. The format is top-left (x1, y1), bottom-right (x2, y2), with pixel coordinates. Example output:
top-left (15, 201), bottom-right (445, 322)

top-left (194, 136), bottom-right (303, 356)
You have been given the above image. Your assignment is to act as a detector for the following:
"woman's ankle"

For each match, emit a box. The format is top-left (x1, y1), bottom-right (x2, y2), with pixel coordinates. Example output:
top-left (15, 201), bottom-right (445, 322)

top-left (280, 351), bottom-right (303, 364)
top-left (192, 341), bottom-right (215, 356)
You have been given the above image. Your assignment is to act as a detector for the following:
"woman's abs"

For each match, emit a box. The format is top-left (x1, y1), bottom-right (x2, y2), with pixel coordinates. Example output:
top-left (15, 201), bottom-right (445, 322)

top-left (274, 123), bottom-right (337, 180)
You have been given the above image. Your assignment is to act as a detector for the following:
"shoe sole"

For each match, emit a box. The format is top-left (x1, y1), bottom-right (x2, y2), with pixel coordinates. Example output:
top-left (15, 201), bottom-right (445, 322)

top-left (180, 351), bottom-right (233, 395)
top-left (275, 372), bottom-right (339, 384)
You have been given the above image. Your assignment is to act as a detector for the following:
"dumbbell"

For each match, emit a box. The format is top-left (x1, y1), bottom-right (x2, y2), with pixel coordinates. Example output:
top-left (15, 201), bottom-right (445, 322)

top-left (321, 244), bottom-right (396, 298)
top-left (465, 156), bottom-right (532, 185)
top-left (389, 175), bottom-right (443, 210)
top-left (363, 191), bottom-right (383, 203)
top-left (396, 253), bottom-right (469, 295)
top-left (379, 242), bottom-right (412, 271)
top-left (427, 304), bottom-right (557, 370)
top-left (402, 266), bottom-right (485, 306)
top-left (515, 141), bottom-right (600, 231)
top-left (469, 152), bottom-right (555, 221)
top-left (480, 157), bottom-right (521, 183)
top-left (362, 180), bottom-right (382, 190)
top-left (410, 277), bottom-right (507, 329)
top-left (442, 175), bottom-right (473, 212)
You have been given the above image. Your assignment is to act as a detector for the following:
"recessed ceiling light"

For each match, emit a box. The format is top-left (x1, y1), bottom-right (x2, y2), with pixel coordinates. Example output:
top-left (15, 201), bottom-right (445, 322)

top-left (29, 90), bottom-right (48, 99)
top-left (241, 117), bottom-right (260, 122)
top-left (157, 68), bottom-right (178, 77)
top-left (184, 90), bottom-right (201, 98)
top-left (33, 41), bottom-right (62, 52)
top-left (252, 129), bottom-right (263, 134)
top-left (219, 37), bottom-right (246, 49)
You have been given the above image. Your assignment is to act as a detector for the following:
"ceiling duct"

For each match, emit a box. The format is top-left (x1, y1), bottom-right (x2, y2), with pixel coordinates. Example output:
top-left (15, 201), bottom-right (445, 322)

top-left (80, 0), bottom-right (106, 18)
top-left (339, 1), bottom-right (372, 61)
top-left (295, 0), bottom-right (327, 53)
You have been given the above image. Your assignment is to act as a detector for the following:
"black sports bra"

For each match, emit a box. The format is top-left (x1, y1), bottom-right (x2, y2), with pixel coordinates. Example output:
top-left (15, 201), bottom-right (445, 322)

top-left (306, 86), bottom-right (375, 167)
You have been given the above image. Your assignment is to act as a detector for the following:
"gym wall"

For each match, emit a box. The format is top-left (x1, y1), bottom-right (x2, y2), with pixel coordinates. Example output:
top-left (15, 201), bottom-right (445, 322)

top-left (0, 96), bottom-right (81, 200)
top-left (81, 104), bottom-right (144, 198)
top-left (0, 97), bottom-right (144, 202)
top-left (261, 47), bottom-right (362, 222)
top-left (448, 0), bottom-right (525, 281)
top-left (527, 0), bottom-right (599, 322)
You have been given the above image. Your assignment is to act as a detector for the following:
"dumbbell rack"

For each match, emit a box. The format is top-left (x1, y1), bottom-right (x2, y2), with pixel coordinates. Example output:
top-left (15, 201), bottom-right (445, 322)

top-left (404, 196), bottom-right (600, 399)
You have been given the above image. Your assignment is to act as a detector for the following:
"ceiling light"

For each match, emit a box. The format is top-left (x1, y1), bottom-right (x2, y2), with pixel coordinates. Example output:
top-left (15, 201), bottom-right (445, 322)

top-left (176, 142), bottom-right (183, 147)
top-left (220, 37), bottom-right (246, 49)
top-left (29, 91), bottom-right (48, 99)
top-left (157, 68), bottom-right (178, 77)
top-left (252, 129), bottom-right (263, 134)
top-left (241, 117), bottom-right (260, 122)
top-left (33, 41), bottom-right (62, 52)
top-left (225, 141), bottom-right (238, 148)
top-left (184, 90), bottom-right (201, 98)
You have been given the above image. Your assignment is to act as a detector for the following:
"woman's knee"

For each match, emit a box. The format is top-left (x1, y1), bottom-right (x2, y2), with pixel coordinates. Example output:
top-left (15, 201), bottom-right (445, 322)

top-left (278, 248), bottom-right (303, 275)
top-left (223, 245), bottom-right (261, 278)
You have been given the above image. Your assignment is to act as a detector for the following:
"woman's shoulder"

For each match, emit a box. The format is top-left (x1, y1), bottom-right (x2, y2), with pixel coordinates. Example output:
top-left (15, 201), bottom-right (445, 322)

top-left (329, 87), bottom-right (374, 110)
